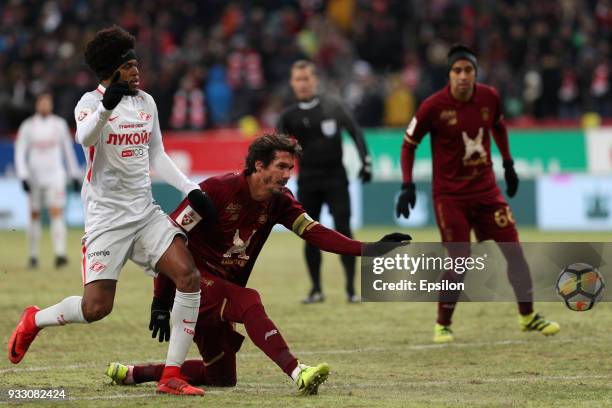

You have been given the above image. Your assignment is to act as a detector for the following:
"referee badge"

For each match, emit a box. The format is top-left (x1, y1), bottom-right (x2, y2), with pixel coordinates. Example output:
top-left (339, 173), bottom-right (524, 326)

top-left (321, 119), bottom-right (337, 137)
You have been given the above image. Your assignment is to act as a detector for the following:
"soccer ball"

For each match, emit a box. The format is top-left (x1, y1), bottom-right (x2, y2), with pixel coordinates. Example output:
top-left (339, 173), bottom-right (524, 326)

top-left (556, 263), bottom-right (605, 311)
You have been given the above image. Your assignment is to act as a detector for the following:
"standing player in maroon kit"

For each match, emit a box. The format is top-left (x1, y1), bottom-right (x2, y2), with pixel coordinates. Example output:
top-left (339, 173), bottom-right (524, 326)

top-left (395, 44), bottom-right (560, 343)
top-left (105, 134), bottom-right (410, 395)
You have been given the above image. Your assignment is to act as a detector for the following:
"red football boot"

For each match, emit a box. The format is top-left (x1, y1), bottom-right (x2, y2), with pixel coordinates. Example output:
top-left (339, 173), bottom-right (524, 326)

top-left (8, 306), bottom-right (41, 364)
top-left (157, 366), bottom-right (204, 396)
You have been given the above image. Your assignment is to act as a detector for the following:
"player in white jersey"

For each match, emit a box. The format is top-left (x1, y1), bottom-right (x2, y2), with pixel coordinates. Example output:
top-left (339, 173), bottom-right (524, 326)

top-left (8, 26), bottom-right (216, 396)
top-left (14, 92), bottom-right (81, 269)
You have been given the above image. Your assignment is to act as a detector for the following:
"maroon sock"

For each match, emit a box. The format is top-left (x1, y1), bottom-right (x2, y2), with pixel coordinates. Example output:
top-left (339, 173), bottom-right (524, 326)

top-left (132, 360), bottom-right (206, 384)
top-left (133, 364), bottom-right (165, 383)
top-left (242, 303), bottom-right (298, 376)
top-left (180, 360), bottom-right (207, 385)
top-left (518, 302), bottom-right (533, 316)
top-left (437, 301), bottom-right (457, 326)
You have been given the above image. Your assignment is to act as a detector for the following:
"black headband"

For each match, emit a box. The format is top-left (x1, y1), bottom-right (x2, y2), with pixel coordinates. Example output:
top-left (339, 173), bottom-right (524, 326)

top-left (448, 50), bottom-right (477, 72)
top-left (111, 49), bottom-right (137, 73)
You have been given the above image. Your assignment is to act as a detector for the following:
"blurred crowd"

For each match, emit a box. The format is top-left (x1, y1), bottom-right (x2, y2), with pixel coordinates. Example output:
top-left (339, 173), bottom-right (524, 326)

top-left (0, 0), bottom-right (611, 134)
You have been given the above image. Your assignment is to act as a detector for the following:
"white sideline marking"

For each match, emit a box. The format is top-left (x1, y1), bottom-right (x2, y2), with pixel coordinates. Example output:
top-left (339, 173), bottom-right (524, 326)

top-left (0, 337), bottom-right (582, 375)
top-left (0, 375), bottom-right (607, 403)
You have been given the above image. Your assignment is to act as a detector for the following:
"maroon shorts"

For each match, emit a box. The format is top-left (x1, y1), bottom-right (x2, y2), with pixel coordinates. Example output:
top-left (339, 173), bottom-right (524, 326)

top-left (433, 193), bottom-right (519, 243)
top-left (192, 271), bottom-right (263, 385)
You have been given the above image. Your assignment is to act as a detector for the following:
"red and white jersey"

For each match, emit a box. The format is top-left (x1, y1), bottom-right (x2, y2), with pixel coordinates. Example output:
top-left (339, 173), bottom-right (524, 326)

top-left (74, 85), bottom-right (190, 232)
top-left (14, 114), bottom-right (80, 186)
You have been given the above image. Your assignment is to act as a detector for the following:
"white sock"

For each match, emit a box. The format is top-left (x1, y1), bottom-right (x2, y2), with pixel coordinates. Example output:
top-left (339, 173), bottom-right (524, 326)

top-left (164, 290), bottom-right (200, 367)
top-left (50, 215), bottom-right (66, 256)
top-left (291, 364), bottom-right (304, 382)
top-left (34, 296), bottom-right (88, 328)
top-left (28, 217), bottom-right (42, 259)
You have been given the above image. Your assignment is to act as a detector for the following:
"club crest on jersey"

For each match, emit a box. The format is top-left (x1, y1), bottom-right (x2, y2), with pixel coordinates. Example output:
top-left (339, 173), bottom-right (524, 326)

top-left (174, 204), bottom-right (202, 232)
top-left (139, 111), bottom-right (152, 121)
top-left (481, 107), bottom-right (490, 122)
top-left (462, 128), bottom-right (488, 166)
top-left (77, 108), bottom-right (92, 122)
top-left (440, 110), bottom-right (457, 126)
top-left (89, 261), bottom-right (106, 273)
top-left (223, 229), bottom-right (256, 260)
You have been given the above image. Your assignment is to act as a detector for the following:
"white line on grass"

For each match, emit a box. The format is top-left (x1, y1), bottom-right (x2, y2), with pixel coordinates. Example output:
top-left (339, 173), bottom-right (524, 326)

top-left (1, 374), bottom-right (606, 403)
top-left (0, 337), bottom-right (582, 375)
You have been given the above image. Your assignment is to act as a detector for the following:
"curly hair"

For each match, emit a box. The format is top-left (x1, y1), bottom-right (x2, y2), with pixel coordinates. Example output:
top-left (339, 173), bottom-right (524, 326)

top-left (245, 134), bottom-right (302, 175)
top-left (84, 25), bottom-right (136, 80)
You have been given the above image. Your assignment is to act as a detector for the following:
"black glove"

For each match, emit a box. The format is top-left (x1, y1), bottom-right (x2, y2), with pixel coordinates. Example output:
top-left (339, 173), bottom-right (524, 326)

top-left (71, 179), bottom-right (81, 193)
top-left (395, 182), bottom-right (416, 219)
top-left (503, 160), bottom-right (519, 198)
top-left (187, 189), bottom-right (218, 223)
top-left (359, 157), bottom-right (372, 183)
top-left (149, 297), bottom-right (171, 343)
top-left (379, 232), bottom-right (412, 243)
top-left (102, 72), bottom-right (131, 110)
top-left (21, 180), bottom-right (30, 193)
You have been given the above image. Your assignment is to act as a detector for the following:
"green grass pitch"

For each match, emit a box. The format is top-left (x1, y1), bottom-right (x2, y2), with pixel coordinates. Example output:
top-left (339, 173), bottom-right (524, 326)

top-left (1, 227), bottom-right (612, 407)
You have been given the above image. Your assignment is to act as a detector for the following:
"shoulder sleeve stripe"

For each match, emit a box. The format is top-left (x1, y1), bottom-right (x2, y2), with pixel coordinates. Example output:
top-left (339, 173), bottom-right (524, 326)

top-left (292, 213), bottom-right (318, 236)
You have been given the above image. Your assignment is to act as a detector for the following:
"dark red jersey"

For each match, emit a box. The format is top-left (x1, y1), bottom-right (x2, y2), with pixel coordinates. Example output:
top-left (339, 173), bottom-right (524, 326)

top-left (401, 84), bottom-right (512, 199)
top-left (169, 171), bottom-right (361, 288)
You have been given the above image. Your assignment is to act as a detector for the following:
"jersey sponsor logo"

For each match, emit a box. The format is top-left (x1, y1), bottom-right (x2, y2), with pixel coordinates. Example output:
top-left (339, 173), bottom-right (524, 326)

top-left (226, 203), bottom-right (242, 214)
top-left (77, 108), bottom-right (92, 122)
top-left (106, 131), bottom-right (151, 145)
top-left (174, 204), bottom-right (202, 232)
top-left (321, 119), bottom-right (337, 137)
top-left (440, 110), bottom-right (457, 125)
top-left (223, 229), bottom-right (256, 260)
top-left (462, 128), bottom-right (488, 166)
top-left (139, 111), bottom-right (152, 121)
top-left (119, 123), bottom-right (145, 129)
top-left (121, 148), bottom-right (145, 158)
top-left (89, 261), bottom-right (106, 273)
top-left (87, 250), bottom-right (110, 259)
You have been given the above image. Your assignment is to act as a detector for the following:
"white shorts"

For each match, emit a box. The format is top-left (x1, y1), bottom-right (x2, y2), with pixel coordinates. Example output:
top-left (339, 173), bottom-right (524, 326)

top-left (29, 183), bottom-right (66, 212)
top-left (81, 207), bottom-right (186, 285)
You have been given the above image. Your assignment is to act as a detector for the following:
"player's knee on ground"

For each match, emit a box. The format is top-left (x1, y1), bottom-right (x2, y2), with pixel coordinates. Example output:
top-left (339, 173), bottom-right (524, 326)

top-left (81, 298), bottom-right (113, 322)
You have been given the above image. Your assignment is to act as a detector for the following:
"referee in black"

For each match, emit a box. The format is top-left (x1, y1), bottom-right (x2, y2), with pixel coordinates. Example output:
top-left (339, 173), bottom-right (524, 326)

top-left (277, 60), bottom-right (372, 304)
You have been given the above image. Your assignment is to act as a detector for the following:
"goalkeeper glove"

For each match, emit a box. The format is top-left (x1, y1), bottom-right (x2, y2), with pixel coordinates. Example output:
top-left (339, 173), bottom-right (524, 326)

top-left (395, 182), bottom-right (416, 219)
top-left (102, 72), bottom-right (131, 110)
top-left (503, 160), bottom-right (519, 198)
top-left (149, 297), bottom-right (171, 343)
top-left (187, 189), bottom-right (218, 223)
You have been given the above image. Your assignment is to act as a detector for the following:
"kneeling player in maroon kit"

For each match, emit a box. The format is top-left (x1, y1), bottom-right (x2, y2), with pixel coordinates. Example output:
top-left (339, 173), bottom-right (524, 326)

top-left (106, 134), bottom-right (410, 395)
top-left (396, 44), bottom-right (560, 343)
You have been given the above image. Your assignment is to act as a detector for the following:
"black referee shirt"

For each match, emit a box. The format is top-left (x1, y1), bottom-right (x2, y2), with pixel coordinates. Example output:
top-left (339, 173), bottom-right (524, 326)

top-left (277, 95), bottom-right (369, 187)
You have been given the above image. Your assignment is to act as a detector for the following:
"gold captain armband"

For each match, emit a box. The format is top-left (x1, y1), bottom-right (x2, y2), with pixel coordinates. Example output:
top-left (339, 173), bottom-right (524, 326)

top-left (292, 213), bottom-right (318, 236)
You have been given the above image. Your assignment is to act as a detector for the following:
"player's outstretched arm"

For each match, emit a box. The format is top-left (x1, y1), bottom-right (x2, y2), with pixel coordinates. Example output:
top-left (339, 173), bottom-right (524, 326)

top-left (299, 224), bottom-right (411, 256)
